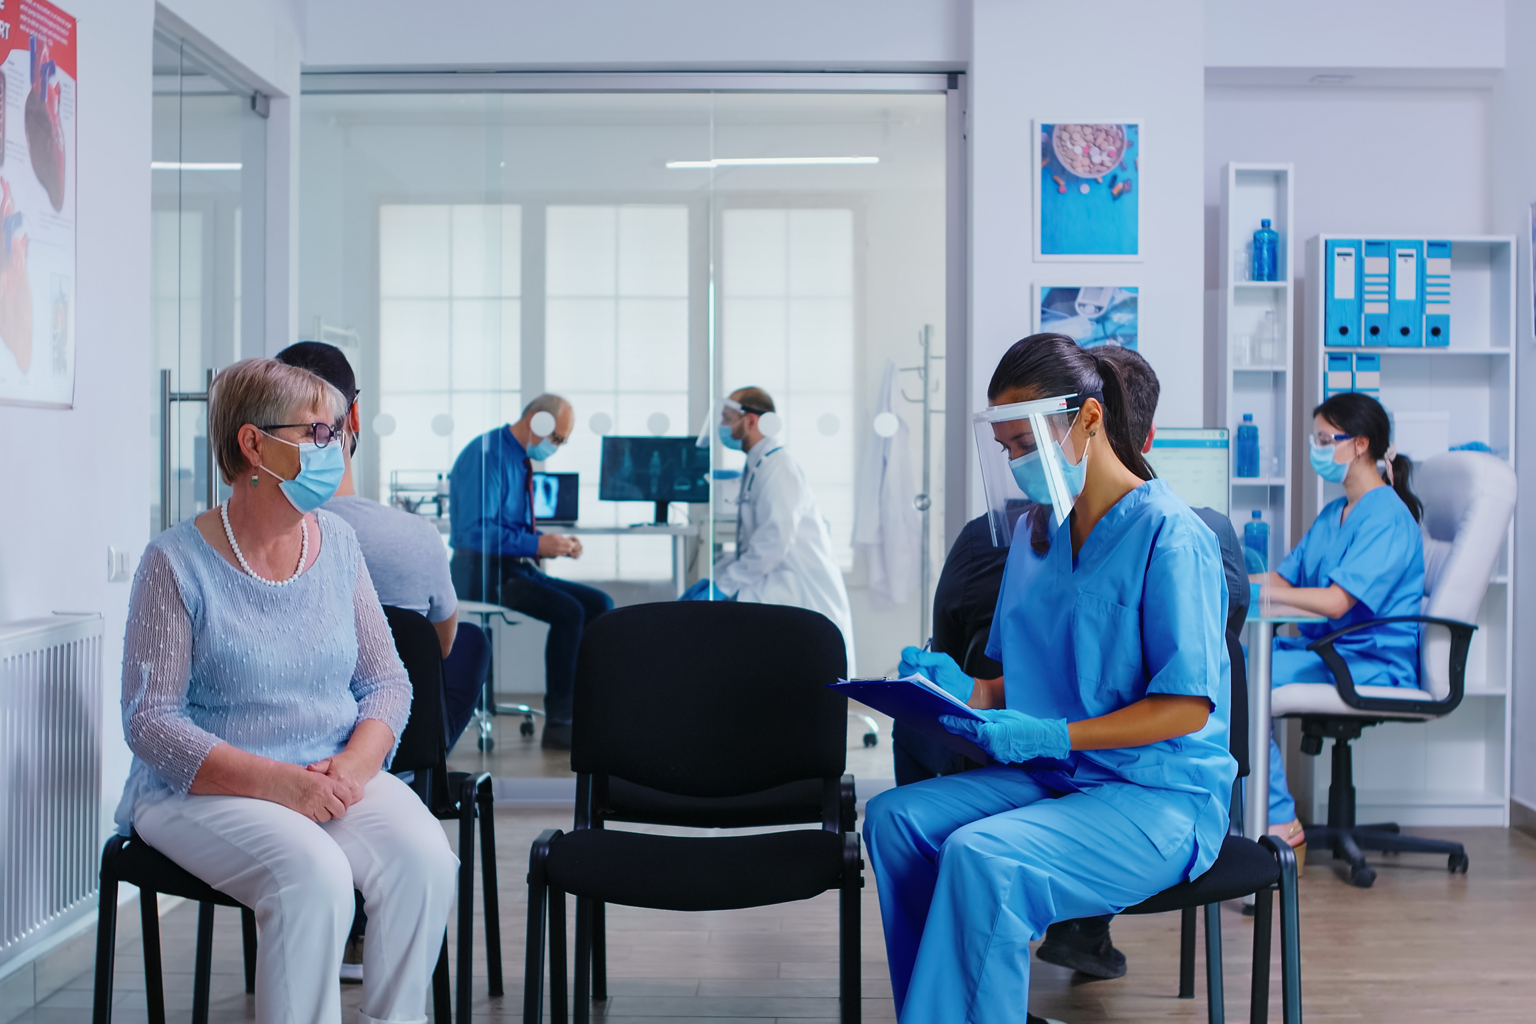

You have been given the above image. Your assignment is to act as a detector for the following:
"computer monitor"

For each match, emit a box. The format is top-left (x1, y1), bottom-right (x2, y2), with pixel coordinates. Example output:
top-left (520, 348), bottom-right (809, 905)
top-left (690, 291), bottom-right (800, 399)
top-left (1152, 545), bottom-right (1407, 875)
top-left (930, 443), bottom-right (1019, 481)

top-left (598, 436), bottom-right (711, 523)
top-left (531, 472), bottom-right (579, 525)
top-left (1147, 428), bottom-right (1229, 515)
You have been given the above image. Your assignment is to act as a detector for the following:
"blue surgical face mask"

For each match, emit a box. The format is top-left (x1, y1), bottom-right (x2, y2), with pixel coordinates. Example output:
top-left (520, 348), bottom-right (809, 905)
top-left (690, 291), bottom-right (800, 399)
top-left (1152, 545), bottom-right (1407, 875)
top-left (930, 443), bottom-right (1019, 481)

top-left (1009, 441), bottom-right (1087, 505)
top-left (1310, 440), bottom-right (1350, 483)
top-left (260, 433), bottom-right (345, 513)
top-left (718, 425), bottom-right (744, 451)
top-left (527, 437), bottom-right (559, 461)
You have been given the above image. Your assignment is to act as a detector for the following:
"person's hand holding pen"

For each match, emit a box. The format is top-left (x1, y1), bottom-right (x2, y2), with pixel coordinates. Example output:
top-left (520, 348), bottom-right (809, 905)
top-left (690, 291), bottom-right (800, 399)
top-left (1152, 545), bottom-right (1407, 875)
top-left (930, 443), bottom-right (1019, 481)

top-left (899, 639), bottom-right (1006, 710)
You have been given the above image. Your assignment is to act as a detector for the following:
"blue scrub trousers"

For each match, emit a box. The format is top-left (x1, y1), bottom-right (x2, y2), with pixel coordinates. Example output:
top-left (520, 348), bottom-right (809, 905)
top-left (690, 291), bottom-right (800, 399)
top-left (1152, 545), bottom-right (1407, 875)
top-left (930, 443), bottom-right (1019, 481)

top-left (1266, 646), bottom-right (1343, 825)
top-left (864, 766), bottom-right (1199, 1023)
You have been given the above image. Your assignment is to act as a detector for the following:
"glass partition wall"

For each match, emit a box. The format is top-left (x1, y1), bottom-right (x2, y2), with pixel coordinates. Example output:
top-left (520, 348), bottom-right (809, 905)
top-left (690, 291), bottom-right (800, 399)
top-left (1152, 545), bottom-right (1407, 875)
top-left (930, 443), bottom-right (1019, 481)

top-left (299, 83), bottom-right (950, 676)
top-left (150, 30), bottom-right (266, 533)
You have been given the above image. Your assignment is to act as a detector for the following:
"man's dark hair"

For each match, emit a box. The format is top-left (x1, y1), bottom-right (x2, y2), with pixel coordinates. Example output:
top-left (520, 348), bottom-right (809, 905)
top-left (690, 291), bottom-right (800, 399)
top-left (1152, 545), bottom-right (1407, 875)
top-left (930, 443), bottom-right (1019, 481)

top-left (276, 341), bottom-right (359, 455)
top-left (1091, 345), bottom-right (1159, 449)
top-left (275, 341), bottom-right (359, 406)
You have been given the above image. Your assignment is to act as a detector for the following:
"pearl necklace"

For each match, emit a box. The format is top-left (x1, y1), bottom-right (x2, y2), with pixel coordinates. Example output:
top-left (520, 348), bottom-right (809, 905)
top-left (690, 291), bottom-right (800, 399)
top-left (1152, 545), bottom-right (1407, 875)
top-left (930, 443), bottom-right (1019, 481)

top-left (220, 501), bottom-right (309, 586)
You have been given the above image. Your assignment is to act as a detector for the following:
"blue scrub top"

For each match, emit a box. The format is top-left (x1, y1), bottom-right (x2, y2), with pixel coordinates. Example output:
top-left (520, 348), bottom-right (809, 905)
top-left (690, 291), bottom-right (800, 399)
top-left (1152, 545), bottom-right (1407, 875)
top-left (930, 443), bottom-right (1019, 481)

top-left (986, 479), bottom-right (1236, 877)
top-left (1275, 485), bottom-right (1424, 688)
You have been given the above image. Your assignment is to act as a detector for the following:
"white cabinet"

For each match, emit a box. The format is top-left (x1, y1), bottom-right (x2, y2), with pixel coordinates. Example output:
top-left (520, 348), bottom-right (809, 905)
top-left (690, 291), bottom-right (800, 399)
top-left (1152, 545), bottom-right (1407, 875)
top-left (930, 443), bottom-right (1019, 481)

top-left (1301, 234), bottom-right (1516, 826)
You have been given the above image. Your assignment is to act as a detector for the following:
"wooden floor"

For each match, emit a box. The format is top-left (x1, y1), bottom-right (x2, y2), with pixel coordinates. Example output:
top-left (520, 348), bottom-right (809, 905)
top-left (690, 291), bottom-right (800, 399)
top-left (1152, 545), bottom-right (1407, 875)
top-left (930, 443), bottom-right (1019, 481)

top-left (25, 811), bottom-right (1536, 1023)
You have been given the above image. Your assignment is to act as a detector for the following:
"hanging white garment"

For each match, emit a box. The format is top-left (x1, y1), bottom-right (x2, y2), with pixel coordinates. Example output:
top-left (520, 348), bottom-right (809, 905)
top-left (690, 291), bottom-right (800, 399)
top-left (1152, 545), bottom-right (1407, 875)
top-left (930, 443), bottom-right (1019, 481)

top-left (715, 440), bottom-right (858, 675)
top-left (852, 359), bottom-right (921, 609)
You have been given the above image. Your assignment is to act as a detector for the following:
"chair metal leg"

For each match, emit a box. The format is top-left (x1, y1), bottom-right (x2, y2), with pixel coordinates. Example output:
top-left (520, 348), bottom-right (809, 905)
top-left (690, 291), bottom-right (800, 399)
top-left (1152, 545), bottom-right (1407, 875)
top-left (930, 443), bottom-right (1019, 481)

top-left (476, 779), bottom-right (504, 996)
top-left (574, 898), bottom-right (592, 1024)
top-left (140, 891), bottom-right (166, 1024)
top-left (240, 907), bottom-right (257, 994)
top-left (90, 870), bottom-right (118, 1024)
top-left (523, 831), bottom-right (557, 1024)
top-left (1250, 886), bottom-right (1274, 1024)
top-left (1178, 906), bottom-right (1197, 999)
top-left (192, 903), bottom-right (216, 1024)
top-left (434, 935), bottom-right (452, 1023)
top-left (549, 888), bottom-right (568, 1024)
top-left (457, 780), bottom-right (476, 1024)
top-left (591, 901), bottom-right (607, 1002)
top-left (840, 833), bottom-right (862, 1024)
top-left (1203, 903), bottom-right (1225, 1024)
top-left (1275, 843), bottom-right (1304, 1024)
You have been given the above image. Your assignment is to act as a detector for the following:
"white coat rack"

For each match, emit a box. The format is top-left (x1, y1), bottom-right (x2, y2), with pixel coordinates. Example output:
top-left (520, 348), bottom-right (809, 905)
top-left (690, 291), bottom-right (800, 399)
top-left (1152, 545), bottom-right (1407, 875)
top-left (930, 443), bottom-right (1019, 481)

top-left (898, 324), bottom-right (943, 642)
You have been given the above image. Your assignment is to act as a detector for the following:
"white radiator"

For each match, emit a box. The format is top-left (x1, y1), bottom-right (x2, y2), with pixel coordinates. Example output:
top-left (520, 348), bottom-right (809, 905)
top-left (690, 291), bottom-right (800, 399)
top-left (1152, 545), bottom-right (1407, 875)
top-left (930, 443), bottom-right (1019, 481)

top-left (0, 614), bottom-right (104, 972)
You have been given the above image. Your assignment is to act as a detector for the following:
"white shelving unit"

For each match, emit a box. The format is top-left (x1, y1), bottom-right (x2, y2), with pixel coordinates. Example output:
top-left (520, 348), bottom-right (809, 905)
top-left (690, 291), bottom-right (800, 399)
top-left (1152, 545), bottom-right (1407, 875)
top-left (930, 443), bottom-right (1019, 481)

top-left (1302, 233), bottom-right (1516, 827)
top-left (1218, 164), bottom-right (1294, 562)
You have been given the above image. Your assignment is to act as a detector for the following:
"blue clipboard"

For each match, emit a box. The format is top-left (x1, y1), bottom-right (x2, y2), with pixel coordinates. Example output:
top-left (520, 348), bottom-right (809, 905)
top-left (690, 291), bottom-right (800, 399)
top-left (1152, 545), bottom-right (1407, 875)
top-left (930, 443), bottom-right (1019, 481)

top-left (829, 676), bottom-right (995, 766)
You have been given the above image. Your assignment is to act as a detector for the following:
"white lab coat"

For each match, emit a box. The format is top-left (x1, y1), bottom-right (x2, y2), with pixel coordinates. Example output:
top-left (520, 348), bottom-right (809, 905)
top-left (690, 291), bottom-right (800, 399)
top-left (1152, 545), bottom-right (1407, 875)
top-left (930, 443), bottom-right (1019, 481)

top-left (715, 440), bottom-right (858, 675)
top-left (851, 359), bottom-right (921, 608)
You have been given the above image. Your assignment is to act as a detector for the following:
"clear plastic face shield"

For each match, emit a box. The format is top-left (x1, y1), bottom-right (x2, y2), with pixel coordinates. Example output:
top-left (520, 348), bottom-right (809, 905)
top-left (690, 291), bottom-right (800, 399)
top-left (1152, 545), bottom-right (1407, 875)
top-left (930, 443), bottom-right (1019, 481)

top-left (972, 394), bottom-right (1095, 546)
top-left (694, 396), bottom-right (782, 450)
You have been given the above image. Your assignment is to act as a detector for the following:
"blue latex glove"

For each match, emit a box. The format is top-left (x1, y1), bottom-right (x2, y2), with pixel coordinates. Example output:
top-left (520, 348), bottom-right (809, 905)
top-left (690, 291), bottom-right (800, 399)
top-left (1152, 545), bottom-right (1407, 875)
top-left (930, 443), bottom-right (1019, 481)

top-left (680, 580), bottom-right (735, 602)
top-left (898, 646), bottom-right (974, 704)
top-left (939, 709), bottom-right (1072, 764)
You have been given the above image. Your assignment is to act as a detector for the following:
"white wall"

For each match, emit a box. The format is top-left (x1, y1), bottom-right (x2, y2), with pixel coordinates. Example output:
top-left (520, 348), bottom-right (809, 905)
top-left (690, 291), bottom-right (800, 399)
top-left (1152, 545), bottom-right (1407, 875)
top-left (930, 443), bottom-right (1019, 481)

top-left (302, 0), bottom-right (965, 71)
top-left (969, 0), bottom-right (1207, 445)
top-left (1487, 0), bottom-right (1536, 815)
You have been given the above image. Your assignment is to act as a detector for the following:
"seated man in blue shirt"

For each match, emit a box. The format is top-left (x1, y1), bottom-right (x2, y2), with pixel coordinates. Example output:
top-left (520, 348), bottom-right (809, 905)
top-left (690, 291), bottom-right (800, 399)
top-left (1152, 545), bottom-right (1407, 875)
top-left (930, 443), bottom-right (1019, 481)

top-left (449, 395), bottom-right (613, 750)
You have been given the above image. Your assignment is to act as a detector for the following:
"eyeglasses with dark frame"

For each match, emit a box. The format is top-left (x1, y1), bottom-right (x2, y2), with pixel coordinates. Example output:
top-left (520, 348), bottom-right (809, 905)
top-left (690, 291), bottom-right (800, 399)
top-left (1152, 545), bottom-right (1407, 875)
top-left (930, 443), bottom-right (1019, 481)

top-left (261, 422), bottom-right (345, 448)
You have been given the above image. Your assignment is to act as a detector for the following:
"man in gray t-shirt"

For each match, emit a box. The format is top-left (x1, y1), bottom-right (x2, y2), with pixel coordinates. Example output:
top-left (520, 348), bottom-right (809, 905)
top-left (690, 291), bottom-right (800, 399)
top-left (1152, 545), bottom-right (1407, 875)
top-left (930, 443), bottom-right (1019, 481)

top-left (277, 343), bottom-right (488, 750)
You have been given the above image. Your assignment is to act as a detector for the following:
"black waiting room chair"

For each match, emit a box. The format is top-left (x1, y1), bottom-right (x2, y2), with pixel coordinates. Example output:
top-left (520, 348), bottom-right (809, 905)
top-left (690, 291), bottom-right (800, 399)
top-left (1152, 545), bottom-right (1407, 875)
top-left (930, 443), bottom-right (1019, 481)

top-left (1118, 628), bottom-right (1303, 1024)
top-left (90, 605), bottom-right (498, 1024)
top-left (523, 601), bottom-right (863, 1024)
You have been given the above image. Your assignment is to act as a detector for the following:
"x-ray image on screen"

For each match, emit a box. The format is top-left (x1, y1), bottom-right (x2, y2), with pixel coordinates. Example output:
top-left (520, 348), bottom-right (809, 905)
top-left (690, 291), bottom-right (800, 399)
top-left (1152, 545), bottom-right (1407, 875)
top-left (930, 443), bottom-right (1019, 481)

top-left (531, 472), bottom-right (579, 524)
top-left (599, 437), bottom-right (710, 522)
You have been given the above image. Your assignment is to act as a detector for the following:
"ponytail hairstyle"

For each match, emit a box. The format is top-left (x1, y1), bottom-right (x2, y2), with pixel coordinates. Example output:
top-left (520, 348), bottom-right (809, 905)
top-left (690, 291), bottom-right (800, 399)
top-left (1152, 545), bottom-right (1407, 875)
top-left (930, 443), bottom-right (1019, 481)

top-left (987, 334), bottom-right (1156, 552)
top-left (1313, 391), bottom-right (1422, 523)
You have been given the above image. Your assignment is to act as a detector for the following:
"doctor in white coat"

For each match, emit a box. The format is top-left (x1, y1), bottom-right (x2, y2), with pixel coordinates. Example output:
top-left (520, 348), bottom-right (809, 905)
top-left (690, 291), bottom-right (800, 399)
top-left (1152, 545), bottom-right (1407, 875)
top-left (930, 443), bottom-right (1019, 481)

top-left (715, 387), bottom-right (857, 674)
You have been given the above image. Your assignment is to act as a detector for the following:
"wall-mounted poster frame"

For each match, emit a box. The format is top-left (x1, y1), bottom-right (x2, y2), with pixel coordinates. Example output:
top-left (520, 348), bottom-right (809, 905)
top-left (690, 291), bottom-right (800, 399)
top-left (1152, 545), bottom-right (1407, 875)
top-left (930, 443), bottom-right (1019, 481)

top-left (0, 0), bottom-right (76, 408)
top-left (1034, 119), bottom-right (1141, 263)
top-left (1032, 283), bottom-right (1139, 349)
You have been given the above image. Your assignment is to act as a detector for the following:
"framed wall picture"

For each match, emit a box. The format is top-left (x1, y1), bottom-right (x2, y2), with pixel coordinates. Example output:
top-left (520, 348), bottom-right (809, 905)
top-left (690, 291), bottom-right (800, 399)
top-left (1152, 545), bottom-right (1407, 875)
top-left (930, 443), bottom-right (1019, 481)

top-left (1033, 285), bottom-right (1138, 349)
top-left (1034, 120), bottom-right (1140, 262)
top-left (0, 0), bottom-right (77, 408)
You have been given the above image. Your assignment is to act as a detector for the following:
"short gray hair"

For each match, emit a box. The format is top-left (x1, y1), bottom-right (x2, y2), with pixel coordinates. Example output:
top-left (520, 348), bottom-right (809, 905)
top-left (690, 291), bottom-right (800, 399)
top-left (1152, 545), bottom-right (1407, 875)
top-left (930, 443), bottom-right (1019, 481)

top-left (209, 358), bottom-right (346, 484)
top-left (521, 393), bottom-right (568, 419)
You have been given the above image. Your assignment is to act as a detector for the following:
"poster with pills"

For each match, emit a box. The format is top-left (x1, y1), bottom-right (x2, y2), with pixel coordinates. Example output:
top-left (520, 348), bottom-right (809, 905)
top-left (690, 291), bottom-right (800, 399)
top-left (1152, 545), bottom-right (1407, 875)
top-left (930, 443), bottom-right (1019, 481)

top-left (1035, 121), bottom-right (1140, 262)
top-left (0, 0), bottom-right (75, 408)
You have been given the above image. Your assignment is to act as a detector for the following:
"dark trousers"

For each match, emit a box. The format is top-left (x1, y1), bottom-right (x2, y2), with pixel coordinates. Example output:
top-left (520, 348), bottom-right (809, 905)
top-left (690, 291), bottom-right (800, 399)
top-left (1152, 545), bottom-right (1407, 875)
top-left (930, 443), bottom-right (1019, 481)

top-left (451, 550), bottom-right (613, 725)
top-left (442, 622), bottom-right (491, 748)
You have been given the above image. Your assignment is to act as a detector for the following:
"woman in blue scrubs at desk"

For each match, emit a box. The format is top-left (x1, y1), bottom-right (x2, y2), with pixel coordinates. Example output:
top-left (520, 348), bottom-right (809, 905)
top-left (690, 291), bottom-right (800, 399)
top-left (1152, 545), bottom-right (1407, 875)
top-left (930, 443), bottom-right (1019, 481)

top-left (864, 334), bottom-right (1235, 1024)
top-left (1251, 391), bottom-right (1424, 860)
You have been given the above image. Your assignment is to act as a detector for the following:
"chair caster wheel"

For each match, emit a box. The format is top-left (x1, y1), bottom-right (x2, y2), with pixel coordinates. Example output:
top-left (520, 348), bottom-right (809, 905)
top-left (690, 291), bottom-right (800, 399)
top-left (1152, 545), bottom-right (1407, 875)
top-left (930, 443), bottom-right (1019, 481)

top-left (862, 733), bottom-right (877, 748)
top-left (520, 721), bottom-right (535, 738)
top-left (477, 735), bottom-right (495, 752)
top-left (1448, 852), bottom-right (1469, 874)
top-left (1350, 864), bottom-right (1376, 888)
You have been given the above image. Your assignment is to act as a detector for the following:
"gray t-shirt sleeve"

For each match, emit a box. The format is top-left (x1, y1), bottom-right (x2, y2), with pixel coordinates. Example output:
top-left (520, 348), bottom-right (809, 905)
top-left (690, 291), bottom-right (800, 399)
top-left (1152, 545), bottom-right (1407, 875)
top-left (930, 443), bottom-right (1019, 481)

top-left (414, 515), bottom-right (458, 623)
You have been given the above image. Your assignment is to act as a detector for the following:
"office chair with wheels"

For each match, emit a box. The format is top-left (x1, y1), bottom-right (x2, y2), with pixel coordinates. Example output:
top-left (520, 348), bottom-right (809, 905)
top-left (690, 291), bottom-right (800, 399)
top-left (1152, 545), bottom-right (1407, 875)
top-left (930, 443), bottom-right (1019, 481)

top-left (524, 602), bottom-right (862, 1024)
top-left (1272, 452), bottom-right (1516, 888)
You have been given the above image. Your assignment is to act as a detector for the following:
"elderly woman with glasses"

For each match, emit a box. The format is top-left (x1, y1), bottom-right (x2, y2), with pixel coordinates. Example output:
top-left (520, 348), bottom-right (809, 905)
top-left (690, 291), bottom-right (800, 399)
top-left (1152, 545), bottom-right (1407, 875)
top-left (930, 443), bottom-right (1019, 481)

top-left (115, 358), bottom-right (456, 1024)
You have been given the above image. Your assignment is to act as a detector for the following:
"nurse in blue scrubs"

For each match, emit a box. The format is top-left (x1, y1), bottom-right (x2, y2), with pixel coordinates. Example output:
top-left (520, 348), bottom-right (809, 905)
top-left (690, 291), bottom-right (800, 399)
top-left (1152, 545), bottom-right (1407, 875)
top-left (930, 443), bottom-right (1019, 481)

top-left (864, 334), bottom-right (1236, 1024)
top-left (1252, 391), bottom-right (1424, 857)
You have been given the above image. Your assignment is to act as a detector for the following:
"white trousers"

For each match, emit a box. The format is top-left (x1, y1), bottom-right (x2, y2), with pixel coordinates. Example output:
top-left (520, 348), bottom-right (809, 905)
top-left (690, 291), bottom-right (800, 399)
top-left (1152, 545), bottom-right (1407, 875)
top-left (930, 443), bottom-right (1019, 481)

top-left (134, 771), bottom-right (458, 1024)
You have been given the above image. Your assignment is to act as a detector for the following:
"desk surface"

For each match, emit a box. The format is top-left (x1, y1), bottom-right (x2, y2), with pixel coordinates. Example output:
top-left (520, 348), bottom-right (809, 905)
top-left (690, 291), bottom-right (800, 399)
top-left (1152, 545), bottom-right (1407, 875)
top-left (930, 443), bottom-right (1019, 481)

top-left (1247, 599), bottom-right (1328, 624)
top-left (561, 523), bottom-right (699, 536)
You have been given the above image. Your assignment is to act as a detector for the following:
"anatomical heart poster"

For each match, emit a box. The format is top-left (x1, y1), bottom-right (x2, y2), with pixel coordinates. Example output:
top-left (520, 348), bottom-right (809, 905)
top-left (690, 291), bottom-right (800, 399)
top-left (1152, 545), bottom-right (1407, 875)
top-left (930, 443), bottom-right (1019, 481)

top-left (0, 0), bottom-right (74, 407)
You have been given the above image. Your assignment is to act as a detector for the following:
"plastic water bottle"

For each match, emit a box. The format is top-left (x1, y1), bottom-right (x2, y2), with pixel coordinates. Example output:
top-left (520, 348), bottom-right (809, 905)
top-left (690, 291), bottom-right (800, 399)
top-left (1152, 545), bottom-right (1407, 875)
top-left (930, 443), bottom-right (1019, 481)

top-left (1244, 510), bottom-right (1270, 572)
top-left (1235, 414), bottom-right (1260, 477)
top-left (1251, 218), bottom-right (1280, 281)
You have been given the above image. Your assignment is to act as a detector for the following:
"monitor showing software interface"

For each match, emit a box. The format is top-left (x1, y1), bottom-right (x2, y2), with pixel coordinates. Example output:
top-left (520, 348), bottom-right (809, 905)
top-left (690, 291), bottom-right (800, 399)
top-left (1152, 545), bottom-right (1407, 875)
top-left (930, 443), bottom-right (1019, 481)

top-left (1147, 428), bottom-right (1229, 515)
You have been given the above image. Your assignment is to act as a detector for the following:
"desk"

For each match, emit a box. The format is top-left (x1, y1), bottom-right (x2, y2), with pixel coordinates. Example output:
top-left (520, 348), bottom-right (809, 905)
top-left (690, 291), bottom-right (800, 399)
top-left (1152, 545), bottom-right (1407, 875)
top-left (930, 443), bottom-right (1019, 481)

top-left (1244, 598), bottom-right (1328, 844)
top-left (562, 523), bottom-right (700, 597)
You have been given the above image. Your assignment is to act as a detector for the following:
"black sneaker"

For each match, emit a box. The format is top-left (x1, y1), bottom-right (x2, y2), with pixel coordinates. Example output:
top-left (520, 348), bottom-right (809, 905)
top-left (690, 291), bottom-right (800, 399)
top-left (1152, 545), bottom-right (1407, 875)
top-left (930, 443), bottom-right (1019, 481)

top-left (1035, 918), bottom-right (1127, 980)
top-left (541, 722), bottom-right (573, 750)
top-left (1026, 1014), bottom-right (1068, 1024)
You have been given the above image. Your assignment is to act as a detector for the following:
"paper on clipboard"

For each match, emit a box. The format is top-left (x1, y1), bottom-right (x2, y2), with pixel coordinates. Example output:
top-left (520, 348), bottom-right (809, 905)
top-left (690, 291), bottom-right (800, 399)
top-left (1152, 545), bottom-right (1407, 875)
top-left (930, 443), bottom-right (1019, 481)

top-left (828, 675), bottom-right (994, 765)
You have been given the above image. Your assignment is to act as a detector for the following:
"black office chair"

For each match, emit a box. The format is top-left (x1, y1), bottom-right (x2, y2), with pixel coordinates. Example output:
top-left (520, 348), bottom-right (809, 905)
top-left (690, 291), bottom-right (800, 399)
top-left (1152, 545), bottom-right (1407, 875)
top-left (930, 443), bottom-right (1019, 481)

top-left (1119, 629), bottom-right (1303, 1024)
top-left (381, 605), bottom-right (503, 1024)
top-left (523, 602), bottom-right (863, 1024)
